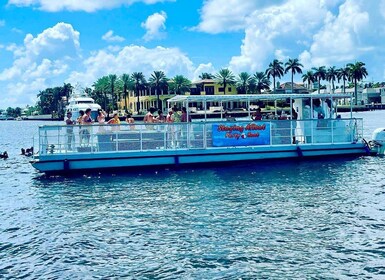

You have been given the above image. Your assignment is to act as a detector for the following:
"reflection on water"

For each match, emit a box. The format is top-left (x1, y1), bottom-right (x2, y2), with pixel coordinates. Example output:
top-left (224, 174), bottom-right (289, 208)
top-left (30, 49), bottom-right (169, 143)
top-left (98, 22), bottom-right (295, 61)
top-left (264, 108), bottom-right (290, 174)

top-left (1, 112), bottom-right (385, 278)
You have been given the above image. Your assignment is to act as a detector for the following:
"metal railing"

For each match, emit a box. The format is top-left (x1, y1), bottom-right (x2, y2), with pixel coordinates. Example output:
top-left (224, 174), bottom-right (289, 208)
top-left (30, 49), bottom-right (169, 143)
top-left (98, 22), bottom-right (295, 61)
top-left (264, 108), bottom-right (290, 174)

top-left (36, 118), bottom-right (363, 156)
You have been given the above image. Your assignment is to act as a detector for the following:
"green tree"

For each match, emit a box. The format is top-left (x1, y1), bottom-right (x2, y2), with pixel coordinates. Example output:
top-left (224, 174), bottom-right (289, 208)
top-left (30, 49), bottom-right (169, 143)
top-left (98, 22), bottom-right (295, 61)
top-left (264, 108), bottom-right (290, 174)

top-left (215, 68), bottom-right (236, 95)
top-left (326, 66), bottom-right (338, 93)
top-left (199, 72), bottom-right (214, 79)
top-left (284, 58), bottom-right (303, 93)
top-left (347, 61), bottom-right (368, 105)
top-left (236, 72), bottom-right (252, 94)
top-left (131, 72), bottom-right (146, 114)
top-left (121, 73), bottom-right (133, 113)
top-left (149, 70), bottom-right (168, 110)
top-left (169, 75), bottom-right (191, 95)
top-left (108, 74), bottom-right (118, 110)
top-left (337, 66), bottom-right (350, 94)
top-left (93, 76), bottom-right (110, 112)
top-left (266, 59), bottom-right (284, 94)
top-left (302, 70), bottom-right (315, 90)
top-left (312, 66), bottom-right (327, 94)
top-left (253, 72), bottom-right (271, 94)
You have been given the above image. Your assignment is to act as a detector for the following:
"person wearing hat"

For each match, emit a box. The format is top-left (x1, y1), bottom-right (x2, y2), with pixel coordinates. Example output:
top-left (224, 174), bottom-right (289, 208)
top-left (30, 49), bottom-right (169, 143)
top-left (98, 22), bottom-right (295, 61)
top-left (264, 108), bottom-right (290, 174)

top-left (65, 111), bottom-right (75, 150)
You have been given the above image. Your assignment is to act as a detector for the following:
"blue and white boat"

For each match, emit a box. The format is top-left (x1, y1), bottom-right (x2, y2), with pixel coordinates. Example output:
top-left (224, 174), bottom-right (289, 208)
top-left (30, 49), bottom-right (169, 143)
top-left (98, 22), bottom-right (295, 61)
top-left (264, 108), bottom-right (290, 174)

top-left (30, 93), bottom-right (369, 174)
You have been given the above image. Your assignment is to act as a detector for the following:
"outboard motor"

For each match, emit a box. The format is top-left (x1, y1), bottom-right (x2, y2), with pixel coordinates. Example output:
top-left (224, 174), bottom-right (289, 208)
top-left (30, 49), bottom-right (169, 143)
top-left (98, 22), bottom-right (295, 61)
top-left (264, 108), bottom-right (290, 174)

top-left (370, 128), bottom-right (385, 155)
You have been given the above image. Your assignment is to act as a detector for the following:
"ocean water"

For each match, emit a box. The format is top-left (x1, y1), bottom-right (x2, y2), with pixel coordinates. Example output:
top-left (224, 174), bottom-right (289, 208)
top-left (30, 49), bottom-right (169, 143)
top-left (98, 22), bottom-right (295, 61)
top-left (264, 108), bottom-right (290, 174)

top-left (1, 111), bottom-right (385, 279)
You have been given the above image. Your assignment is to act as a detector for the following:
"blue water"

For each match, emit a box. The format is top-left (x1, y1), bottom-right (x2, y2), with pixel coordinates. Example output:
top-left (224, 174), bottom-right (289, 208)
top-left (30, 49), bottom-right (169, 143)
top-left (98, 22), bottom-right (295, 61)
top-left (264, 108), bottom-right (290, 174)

top-left (1, 111), bottom-right (385, 279)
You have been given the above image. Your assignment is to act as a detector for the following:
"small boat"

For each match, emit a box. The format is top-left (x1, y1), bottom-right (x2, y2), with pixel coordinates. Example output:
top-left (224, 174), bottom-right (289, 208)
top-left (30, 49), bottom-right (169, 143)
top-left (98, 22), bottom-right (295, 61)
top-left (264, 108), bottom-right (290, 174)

top-left (65, 92), bottom-right (101, 121)
top-left (30, 93), bottom-right (371, 174)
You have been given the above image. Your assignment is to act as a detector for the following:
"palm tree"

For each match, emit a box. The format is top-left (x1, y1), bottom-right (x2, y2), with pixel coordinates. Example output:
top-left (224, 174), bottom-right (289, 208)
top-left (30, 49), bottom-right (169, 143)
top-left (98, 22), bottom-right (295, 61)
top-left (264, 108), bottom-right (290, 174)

top-left (312, 66), bottom-right (327, 94)
top-left (149, 70), bottom-right (168, 110)
top-left (236, 72), bottom-right (252, 94)
top-left (302, 71), bottom-right (315, 90)
top-left (131, 72), bottom-right (146, 114)
top-left (337, 66), bottom-right (350, 94)
top-left (214, 68), bottom-right (236, 95)
top-left (199, 73), bottom-right (214, 80)
top-left (266, 59), bottom-right (284, 94)
top-left (347, 62), bottom-right (368, 105)
top-left (121, 73), bottom-right (133, 113)
top-left (108, 74), bottom-right (117, 110)
top-left (253, 72), bottom-right (271, 94)
top-left (284, 58), bottom-right (303, 93)
top-left (326, 66), bottom-right (338, 93)
top-left (93, 76), bottom-right (110, 112)
top-left (169, 75), bottom-right (191, 95)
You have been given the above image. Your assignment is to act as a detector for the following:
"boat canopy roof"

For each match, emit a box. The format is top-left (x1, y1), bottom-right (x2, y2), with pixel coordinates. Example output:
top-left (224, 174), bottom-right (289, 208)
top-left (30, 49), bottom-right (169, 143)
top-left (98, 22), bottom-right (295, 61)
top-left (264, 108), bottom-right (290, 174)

top-left (168, 93), bottom-right (352, 103)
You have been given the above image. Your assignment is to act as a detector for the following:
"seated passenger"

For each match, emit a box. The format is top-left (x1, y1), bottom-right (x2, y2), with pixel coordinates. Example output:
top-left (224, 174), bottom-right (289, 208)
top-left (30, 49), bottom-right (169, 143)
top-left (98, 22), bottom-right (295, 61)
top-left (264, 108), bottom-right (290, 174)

top-left (251, 108), bottom-right (262, 121)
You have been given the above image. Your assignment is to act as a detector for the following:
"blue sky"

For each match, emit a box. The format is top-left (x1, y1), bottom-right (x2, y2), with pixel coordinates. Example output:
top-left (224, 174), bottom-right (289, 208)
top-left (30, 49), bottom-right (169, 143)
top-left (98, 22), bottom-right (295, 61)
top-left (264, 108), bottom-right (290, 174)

top-left (0, 0), bottom-right (385, 109)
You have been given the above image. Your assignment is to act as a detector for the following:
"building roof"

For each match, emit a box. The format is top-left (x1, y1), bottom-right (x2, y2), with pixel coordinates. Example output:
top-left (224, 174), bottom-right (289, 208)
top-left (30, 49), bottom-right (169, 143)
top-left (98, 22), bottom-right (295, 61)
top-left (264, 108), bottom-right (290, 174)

top-left (168, 93), bottom-right (353, 104)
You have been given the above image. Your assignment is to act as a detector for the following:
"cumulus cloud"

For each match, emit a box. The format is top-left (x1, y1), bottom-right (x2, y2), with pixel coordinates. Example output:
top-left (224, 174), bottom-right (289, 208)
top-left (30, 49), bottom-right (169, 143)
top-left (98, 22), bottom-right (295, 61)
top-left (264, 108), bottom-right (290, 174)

top-left (228, 0), bottom-right (329, 73)
top-left (102, 30), bottom-right (125, 42)
top-left (7, 0), bottom-right (174, 12)
top-left (193, 63), bottom-right (216, 81)
top-left (301, 0), bottom-right (383, 68)
top-left (0, 22), bottom-right (80, 106)
top-left (67, 45), bottom-right (195, 87)
top-left (141, 11), bottom-right (167, 41)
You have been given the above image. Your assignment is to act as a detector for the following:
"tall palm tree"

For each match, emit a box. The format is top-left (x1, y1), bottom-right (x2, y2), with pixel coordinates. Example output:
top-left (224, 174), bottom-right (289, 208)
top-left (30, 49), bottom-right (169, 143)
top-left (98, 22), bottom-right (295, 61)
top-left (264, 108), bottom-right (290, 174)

top-left (93, 76), bottom-right (110, 112)
top-left (253, 72), bottom-right (271, 94)
top-left (337, 66), bottom-right (350, 94)
top-left (121, 73), bottom-right (133, 113)
top-left (312, 66), bottom-right (327, 94)
top-left (326, 66), bottom-right (338, 93)
top-left (266, 59), bottom-right (284, 94)
top-left (169, 75), bottom-right (191, 95)
top-left (108, 74), bottom-right (117, 110)
top-left (236, 72), bottom-right (252, 94)
top-left (131, 72), bottom-right (146, 114)
top-left (284, 58), bottom-right (303, 93)
top-left (347, 61), bottom-right (368, 105)
top-left (149, 70), bottom-right (168, 110)
top-left (214, 68), bottom-right (236, 95)
top-left (302, 70), bottom-right (315, 90)
top-left (199, 73), bottom-right (214, 80)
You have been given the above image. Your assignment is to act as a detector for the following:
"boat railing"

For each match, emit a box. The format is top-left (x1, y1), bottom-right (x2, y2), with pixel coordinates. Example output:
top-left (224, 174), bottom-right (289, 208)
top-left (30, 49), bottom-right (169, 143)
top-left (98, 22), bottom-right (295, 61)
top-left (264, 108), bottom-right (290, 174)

top-left (36, 118), bottom-right (363, 156)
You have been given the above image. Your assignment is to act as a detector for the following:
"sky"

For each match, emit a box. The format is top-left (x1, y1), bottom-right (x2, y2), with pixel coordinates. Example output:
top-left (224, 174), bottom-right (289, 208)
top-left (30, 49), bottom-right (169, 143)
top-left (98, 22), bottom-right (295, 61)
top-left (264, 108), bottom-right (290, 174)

top-left (1, 0), bottom-right (385, 109)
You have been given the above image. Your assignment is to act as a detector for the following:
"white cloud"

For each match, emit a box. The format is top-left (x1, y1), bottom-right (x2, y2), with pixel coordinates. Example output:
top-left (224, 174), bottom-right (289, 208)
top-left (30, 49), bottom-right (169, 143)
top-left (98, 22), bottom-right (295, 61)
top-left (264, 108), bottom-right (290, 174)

top-left (0, 20), bottom-right (5, 27)
top-left (7, 0), bottom-right (175, 12)
top-left (67, 45), bottom-right (195, 87)
top-left (193, 63), bottom-right (216, 81)
top-left (102, 30), bottom-right (125, 42)
top-left (194, 0), bottom-right (258, 34)
top-left (0, 22), bottom-right (80, 107)
top-left (141, 11), bottom-right (167, 41)
top-left (229, 0), bottom-right (329, 73)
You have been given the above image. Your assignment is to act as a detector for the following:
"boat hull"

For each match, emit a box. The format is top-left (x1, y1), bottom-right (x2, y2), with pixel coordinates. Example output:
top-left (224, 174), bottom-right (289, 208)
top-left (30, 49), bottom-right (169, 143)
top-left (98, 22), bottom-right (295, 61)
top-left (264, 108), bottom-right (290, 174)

top-left (31, 143), bottom-right (367, 173)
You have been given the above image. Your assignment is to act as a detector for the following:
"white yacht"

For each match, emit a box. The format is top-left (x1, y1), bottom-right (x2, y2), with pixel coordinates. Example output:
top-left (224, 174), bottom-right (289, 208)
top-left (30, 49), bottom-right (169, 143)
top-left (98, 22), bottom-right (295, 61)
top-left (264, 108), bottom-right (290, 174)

top-left (65, 93), bottom-right (101, 121)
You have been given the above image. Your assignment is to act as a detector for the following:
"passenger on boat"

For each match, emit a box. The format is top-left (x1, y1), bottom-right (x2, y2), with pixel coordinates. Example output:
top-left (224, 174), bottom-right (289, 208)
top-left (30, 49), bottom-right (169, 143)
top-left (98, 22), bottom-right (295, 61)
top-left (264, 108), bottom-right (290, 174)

top-left (251, 108), bottom-right (262, 121)
top-left (171, 106), bottom-right (181, 123)
top-left (107, 113), bottom-right (121, 125)
top-left (97, 109), bottom-right (106, 124)
top-left (65, 111), bottom-right (75, 150)
top-left (143, 107), bottom-right (157, 123)
top-left (291, 108), bottom-right (298, 144)
top-left (181, 107), bottom-right (191, 122)
top-left (80, 108), bottom-right (93, 146)
top-left (156, 110), bottom-right (166, 123)
top-left (303, 100), bottom-right (312, 143)
top-left (166, 108), bottom-right (173, 123)
top-left (126, 113), bottom-right (135, 130)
